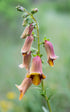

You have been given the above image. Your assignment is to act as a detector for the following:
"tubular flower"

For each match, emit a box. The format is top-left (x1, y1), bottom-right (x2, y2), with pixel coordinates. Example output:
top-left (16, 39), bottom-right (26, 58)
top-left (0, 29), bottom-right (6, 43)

top-left (16, 77), bottom-right (32, 100)
top-left (19, 51), bottom-right (31, 70)
top-left (27, 56), bottom-right (46, 85)
top-left (44, 40), bottom-right (57, 67)
top-left (20, 24), bottom-right (34, 39)
top-left (21, 35), bottom-right (34, 55)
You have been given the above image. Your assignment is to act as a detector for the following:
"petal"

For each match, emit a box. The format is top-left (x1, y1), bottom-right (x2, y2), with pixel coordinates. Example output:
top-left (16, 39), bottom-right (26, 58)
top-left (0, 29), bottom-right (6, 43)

top-left (26, 73), bottom-right (31, 78)
top-left (32, 75), bottom-right (41, 85)
top-left (19, 91), bottom-right (24, 100)
top-left (30, 56), bottom-right (43, 74)
top-left (18, 64), bottom-right (24, 69)
top-left (22, 52), bottom-right (27, 56)
top-left (19, 52), bottom-right (31, 70)
top-left (41, 74), bottom-right (46, 79)
top-left (48, 59), bottom-right (54, 67)
top-left (21, 36), bottom-right (34, 54)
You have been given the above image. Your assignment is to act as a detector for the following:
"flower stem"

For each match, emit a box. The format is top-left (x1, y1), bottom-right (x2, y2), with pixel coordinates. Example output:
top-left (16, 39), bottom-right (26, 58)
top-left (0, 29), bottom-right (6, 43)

top-left (31, 15), bottom-right (40, 54)
top-left (41, 80), bottom-right (52, 112)
top-left (45, 95), bottom-right (52, 112)
top-left (25, 10), bottom-right (40, 53)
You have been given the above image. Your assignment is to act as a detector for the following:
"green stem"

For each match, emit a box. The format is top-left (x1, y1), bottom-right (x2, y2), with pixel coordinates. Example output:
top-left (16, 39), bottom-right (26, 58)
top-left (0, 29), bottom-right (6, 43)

top-left (45, 95), bottom-right (52, 112)
top-left (41, 80), bottom-right (52, 112)
top-left (31, 15), bottom-right (40, 54)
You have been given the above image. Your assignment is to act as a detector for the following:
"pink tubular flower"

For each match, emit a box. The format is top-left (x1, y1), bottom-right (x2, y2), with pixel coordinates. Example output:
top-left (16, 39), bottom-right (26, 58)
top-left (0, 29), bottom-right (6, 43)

top-left (16, 77), bottom-right (32, 100)
top-left (27, 56), bottom-right (46, 85)
top-left (19, 51), bottom-right (31, 70)
top-left (44, 40), bottom-right (57, 67)
top-left (21, 35), bottom-right (34, 55)
top-left (20, 24), bottom-right (34, 39)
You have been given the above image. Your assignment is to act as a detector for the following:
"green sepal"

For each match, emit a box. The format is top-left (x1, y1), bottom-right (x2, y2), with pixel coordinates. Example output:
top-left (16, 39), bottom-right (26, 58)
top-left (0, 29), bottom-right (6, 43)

top-left (43, 37), bottom-right (50, 43)
top-left (42, 60), bottom-right (44, 64)
top-left (22, 12), bottom-right (29, 18)
top-left (32, 53), bottom-right (38, 57)
top-left (31, 47), bottom-right (38, 53)
top-left (22, 18), bottom-right (29, 26)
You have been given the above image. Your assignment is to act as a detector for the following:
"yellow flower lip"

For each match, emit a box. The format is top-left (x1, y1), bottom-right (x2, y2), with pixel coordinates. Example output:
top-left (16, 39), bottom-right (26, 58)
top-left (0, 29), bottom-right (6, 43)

top-left (32, 75), bottom-right (41, 85)
top-left (30, 73), bottom-right (40, 76)
top-left (27, 73), bottom-right (46, 85)
top-left (48, 59), bottom-right (54, 67)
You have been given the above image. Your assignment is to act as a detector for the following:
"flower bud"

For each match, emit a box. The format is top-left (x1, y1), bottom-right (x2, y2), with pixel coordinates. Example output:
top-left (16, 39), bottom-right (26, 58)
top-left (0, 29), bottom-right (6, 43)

top-left (16, 5), bottom-right (25, 12)
top-left (31, 8), bottom-right (38, 14)
top-left (20, 24), bottom-right (34, 39)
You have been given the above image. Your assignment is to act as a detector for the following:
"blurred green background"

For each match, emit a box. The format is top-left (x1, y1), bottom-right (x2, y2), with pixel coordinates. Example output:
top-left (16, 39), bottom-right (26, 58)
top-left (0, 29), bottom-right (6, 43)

top-left (0, 0), bottom-right (70, 112)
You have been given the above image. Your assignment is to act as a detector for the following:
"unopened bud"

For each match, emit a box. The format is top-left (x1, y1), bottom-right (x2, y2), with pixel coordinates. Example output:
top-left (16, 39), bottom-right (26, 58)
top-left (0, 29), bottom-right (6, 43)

top-left (31, 8), bottom-right (38, 14)
top-left (16, 5), bottom-right (25, 12)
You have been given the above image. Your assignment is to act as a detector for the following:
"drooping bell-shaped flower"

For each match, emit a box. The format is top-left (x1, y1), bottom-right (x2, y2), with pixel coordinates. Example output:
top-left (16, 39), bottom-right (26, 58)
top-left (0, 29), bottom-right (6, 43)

top-left (16, 77), bottom-right (32, 100)
top-left (20, 24), bottom-right (34, 39)
top-left (44, 40), bottom-right (57, 67)
top-left (21, 35), bottom-right (34, 55)
top-left (27, 56), bottom-right (46, 85)
top-left (19, 51), bottom-right (31, 70)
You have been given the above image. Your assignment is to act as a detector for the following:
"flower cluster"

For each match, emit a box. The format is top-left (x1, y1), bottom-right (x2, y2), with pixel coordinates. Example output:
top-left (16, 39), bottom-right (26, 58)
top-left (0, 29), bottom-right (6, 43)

top-left (16, 6), bottom-right (57, 101)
